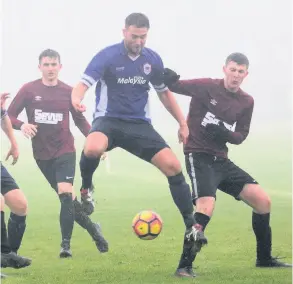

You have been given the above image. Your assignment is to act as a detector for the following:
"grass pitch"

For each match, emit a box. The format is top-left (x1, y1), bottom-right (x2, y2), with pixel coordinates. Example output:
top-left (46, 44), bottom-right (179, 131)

top-left (1, 129), bottom-right (292, 284)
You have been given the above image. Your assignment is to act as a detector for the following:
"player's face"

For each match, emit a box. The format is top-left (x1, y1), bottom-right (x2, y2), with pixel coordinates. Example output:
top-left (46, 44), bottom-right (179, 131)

top-left (223, 61), bottom-right (248, 92)
top-left (123, 25), bottom-right (148, 56)
top-left (39, 57), bottom-right (62, 82)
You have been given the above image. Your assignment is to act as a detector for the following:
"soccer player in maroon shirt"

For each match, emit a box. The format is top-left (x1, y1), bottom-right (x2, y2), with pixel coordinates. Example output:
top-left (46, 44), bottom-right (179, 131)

top-left (164, 53), bottom-right (291, 277)
top-left (8, 49), bottom-right (108, 258)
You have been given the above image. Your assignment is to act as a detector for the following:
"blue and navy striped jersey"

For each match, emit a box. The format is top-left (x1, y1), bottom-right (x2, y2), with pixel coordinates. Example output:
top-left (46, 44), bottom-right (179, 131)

top-left (81, 41), bottom-right (168, 122)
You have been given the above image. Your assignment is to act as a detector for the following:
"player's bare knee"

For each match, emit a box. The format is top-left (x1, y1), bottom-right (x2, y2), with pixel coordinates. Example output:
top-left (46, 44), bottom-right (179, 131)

top-left (240, 184), bottom-right (271, 214)
top-left (4, 189), bottom-right (28, 216)
top-left (152, 148), bottom-right (182, 176)
top-left (10, 198), bottom-right (28, 216)
top-left (164, 158), bottom-right (181, 176)
top-left (0, 195), bottom-right (5, 211)
top-left (13, 201), bottom-right (28, 216)
top-left (257, 193), bottom-right (271, 213)
top-left (84, 132), bottom-right (108, 158)
top-left (58, 182), bottom-right (74, 195)
top-left (84, 148), bottom-right (103, 159)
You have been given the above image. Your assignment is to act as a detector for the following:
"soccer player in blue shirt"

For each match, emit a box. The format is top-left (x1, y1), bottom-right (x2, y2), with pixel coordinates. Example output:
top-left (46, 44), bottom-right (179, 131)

top-left (71, 13), bottom-right (207, 269)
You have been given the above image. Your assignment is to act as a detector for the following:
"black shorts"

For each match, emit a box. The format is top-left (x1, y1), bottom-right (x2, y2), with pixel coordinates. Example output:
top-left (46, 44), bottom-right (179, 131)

top-left (90, 117), bottom-right (169, 162)
top-left (35, 152), bottom-right (76, 192)
top-left (185, 152), bottom-right (258, 204)
top-left (1, 163), bottom-right (19, 195)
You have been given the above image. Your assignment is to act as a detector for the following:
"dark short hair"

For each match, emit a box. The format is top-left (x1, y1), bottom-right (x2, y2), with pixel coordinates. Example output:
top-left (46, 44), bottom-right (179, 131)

top-left (225, 52), bottom-right (249, 68)
top-left (39, 49), bottom-right (61, 63)
top-left (125, 13), bottom-right (150, 29)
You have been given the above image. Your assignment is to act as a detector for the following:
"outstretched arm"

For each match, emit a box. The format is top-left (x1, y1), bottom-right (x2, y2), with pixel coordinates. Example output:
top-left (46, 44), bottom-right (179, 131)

top-left (164, 68), bottom-right (209, 97)
top-left (72, 49), bottom-right (109, 113)
top-left (157, 89), bottom-right (189, 144)
top-left (71, 82), bottom-right (89, 113)
top-left (70, 100), bottom-right (91, 137)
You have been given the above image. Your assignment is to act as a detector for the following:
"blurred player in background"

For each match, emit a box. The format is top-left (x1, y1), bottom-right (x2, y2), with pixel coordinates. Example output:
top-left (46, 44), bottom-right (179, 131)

top-left (163, 52), bottom-right (292, 277)
top-left (8, 50), bottom-right (108, 258)
top-left (71, 12), bottom-right (207, 269)
top-left (1, 93), bottom-right (31, 273)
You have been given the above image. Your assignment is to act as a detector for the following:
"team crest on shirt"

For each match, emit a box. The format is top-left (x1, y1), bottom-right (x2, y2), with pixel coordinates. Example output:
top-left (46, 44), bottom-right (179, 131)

top-left (143, 63), bottom-right (152, 75)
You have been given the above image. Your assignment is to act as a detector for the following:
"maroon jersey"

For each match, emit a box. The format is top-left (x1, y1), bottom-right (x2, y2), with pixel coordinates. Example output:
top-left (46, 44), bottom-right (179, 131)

top-left (169, 78), bottom-right (254, 158)
top-left (8, 79), bottom-right (90, 160)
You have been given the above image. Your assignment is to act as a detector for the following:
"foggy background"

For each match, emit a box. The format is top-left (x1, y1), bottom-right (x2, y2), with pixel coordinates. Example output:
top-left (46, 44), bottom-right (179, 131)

top-left (0, 0), bottom-right (292, 138)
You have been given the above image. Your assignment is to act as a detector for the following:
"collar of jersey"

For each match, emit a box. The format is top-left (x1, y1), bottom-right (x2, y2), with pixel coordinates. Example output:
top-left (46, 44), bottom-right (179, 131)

top-left (220, 78), bottom-right (241, 96)
top-left (119, 40), bottom-right (147, 56)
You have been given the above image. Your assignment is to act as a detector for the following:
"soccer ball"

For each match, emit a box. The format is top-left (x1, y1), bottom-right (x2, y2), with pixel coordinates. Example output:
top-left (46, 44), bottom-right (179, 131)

top-left (132, 210), bottom-right (163, 240)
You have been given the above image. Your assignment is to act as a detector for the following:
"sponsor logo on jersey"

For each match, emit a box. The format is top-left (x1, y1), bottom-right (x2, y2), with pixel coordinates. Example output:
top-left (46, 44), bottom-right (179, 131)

top-left (201, 111), bottom-right (235, 131)
top-left (35, 96), bottom-right (42, 101)
top-left (117, 76), bottom-right (147, 85)
top-left (34, 109), bottom-right (63, 124)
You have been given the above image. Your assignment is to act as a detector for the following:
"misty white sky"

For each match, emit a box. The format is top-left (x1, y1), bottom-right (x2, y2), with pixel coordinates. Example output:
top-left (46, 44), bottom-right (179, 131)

top-left (0, 0), bottom-right (292, 136)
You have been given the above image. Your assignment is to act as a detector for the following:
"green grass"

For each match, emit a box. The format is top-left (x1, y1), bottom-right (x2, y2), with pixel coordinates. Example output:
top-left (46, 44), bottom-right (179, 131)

top-left (1, 130), bottom-right (292, 284)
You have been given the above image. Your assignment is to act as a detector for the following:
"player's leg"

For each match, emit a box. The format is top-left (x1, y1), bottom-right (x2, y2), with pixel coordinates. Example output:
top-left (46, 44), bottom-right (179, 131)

top-left (0, 194), bottom-right (11, 255)
top-left (175, 153), bottom-right (220, 277)
top-left (152, 149), bottom-right (207, 278)
top-left (57, 182), bottom-right (74, 258)
top-left (72, 198), bottom-right (108, 253)
top-left (240, 185), bottom-right (291, 267)
top-left (119, 122), bottom-right (208, 277)
top-left (1, 195), bottom-right (31, 269)
top-left (185, 153), bottom-right (216, 232)
top-left (35, 157), bottom-right (74, 257)
top-left (151, 149), bottom-right (201, 228)
top-left (0, 164), bottom-right (27, 255)
top-left (219, 160), bottom-right (292, 268)
top-left (1, 166), bottom-right (31, 269)
top-left (4, 190), bottom-right (27, 254)
top-left (119, 121), bottom-right (196, 229)
top-left (79, 117), bottom-right (114, 215)
top-left (54, 153), bottom-right (78, 258)
top-left (36, 155), bottom-right (108, 255)
top-left (56, 152), bottom-right (108, 254)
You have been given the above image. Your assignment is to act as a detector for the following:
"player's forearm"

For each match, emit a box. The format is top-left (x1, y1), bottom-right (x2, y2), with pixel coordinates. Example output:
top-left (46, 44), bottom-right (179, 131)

top-left (8, 116), bottom-right (24, 130)
top-left (1, 115), bottom-right (18, 147)
top-left (71, 82), bottom-right (88, 104)
top-left (168, 81), bottom-right (194, 97)
top-left (77, 120), bottom-right (91, 137)
top-left (7, 108), bottom-right (24, 130)
top-left (158, 90), bottom-right (187, 126)
top-left (71, 104), bottom-right (91, 136)
top-left (227, 107), bottom-right (252, 145)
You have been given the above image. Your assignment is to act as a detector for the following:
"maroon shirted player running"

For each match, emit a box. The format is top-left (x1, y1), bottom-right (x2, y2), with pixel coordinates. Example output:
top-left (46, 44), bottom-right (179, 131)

top-left (8, 79), bottom-right (89, 160)
top-left (8, 49), bottom-right (108, 258)
top-left (164, 53), bottom-right (291, 278)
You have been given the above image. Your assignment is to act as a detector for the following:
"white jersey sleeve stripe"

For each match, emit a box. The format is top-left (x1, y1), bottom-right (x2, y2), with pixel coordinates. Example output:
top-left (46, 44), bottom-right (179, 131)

top-left (81, 74), bottom-right (96, 87)
top-left (153, 83), bottom-right (168, 93)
